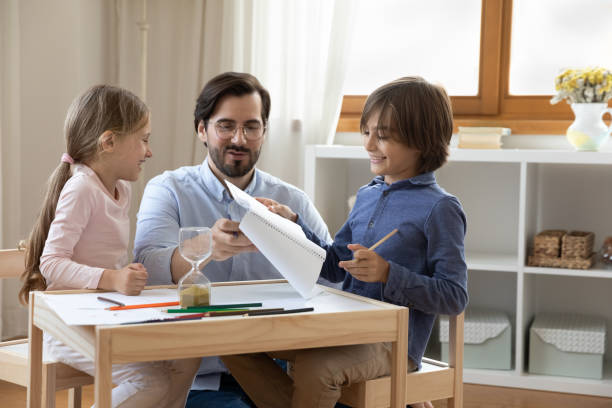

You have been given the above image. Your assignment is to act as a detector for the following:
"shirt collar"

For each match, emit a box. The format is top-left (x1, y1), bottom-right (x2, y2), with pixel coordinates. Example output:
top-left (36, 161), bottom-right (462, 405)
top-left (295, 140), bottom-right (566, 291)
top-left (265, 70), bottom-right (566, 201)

top-left (369, 172), bottom-right (436, 189)
top-left (200, 156), bottom-right (259, 202)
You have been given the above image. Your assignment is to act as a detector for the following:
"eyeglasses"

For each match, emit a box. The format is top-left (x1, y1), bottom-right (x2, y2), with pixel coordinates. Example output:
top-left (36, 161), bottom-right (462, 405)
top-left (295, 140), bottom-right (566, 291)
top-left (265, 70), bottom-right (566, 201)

top-left (212, 121), bottom-right (265, 141)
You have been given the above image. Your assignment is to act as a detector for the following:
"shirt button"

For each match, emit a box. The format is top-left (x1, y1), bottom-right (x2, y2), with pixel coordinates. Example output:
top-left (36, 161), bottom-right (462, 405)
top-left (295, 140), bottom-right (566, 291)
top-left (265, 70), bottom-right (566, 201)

top-left (368, 221), bottom-right (374, 228)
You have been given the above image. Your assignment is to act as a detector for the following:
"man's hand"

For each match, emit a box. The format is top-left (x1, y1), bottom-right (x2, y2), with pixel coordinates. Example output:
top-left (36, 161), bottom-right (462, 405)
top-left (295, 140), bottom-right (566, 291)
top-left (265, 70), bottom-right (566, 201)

top-left (338, 244), bottom-right (390, 283)
top-left (211, 218), bottom-right (258, 261)
top-left (99, 263), bottom-right (148, 295)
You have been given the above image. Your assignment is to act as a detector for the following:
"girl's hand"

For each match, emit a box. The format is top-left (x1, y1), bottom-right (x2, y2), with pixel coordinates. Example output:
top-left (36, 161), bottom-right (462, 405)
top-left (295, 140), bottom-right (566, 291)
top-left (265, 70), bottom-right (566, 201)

top-left (100, 263), bottom-right (148, 295)
top-left (411, 402), bottom-right (434, 408)
top-left (256, 197), bottom-right (298, 222)
top-left (338, 244), bottom-right (390, 283)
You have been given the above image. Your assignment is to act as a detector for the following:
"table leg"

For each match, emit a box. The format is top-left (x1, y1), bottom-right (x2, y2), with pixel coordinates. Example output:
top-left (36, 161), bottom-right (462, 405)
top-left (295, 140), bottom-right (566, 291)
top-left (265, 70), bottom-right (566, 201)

top-left (28, 292), bottom-right (43, 408)
top-left (95, 329), bottom-right (112, 408)
top-left (390, 307), bottom-right (408, 408)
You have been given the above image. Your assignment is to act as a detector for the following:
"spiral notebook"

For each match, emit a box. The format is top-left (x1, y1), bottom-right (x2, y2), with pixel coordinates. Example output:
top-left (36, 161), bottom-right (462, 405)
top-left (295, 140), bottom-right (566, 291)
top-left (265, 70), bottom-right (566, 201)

top-left (226, 181), bottom-right (326, 298)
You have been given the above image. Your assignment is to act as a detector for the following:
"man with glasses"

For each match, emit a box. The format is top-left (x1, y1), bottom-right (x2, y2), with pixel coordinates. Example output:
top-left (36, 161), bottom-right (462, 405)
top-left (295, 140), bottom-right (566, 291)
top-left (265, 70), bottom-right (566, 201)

top-left (133, 72), bottom-right (332, 408)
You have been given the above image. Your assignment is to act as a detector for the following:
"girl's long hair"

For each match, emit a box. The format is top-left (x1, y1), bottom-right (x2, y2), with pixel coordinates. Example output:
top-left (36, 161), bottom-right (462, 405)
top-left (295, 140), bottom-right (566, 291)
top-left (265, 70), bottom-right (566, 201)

top-left (19, 85), bottom-right (148, 304)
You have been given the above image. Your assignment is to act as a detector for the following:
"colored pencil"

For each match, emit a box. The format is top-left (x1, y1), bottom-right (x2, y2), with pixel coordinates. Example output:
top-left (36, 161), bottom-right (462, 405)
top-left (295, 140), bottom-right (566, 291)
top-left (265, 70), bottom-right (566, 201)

top-left (185, 303), bottom-right (263, 309)
top-left (166, 308), bottom-right (249, 314)
top-left (211, 308), bottom-right (284, 316)
top-left (108, 301), bottom-right (180, 311)
top-left (368, 228), bottom-right (398, 251)
top-left (121, 314), bottom-right (205, 325)
top-left (247, 307), bottom-right (314, 316)
top-left (97, 296), bottom-right (125, 307)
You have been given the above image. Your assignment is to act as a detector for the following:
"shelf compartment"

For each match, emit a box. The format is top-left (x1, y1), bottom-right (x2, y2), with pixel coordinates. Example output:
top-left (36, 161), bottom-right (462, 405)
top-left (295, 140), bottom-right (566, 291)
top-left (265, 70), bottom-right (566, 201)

top-left (525, 163), bottom-right (612, 258)
top-left (522, 274), bottom-right (612, 375)
top-left (437, 162), bottom-right (521, 257)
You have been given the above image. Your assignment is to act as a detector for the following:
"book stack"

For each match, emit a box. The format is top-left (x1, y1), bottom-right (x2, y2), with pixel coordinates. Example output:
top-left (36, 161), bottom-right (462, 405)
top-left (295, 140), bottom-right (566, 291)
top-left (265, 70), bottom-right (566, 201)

top-left (457, 127), bottom-right (510, 149)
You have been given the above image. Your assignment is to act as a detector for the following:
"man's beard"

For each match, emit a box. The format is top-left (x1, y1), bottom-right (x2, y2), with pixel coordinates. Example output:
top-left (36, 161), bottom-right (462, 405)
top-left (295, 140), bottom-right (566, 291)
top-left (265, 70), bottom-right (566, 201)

top-left (208, 144), bottom-right (260, 178)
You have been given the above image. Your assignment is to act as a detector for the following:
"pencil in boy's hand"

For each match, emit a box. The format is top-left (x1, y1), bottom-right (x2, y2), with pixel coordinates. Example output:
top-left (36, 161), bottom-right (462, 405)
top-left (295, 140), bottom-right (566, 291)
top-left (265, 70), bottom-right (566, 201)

top-left (368, 228), bottom-right (398, 251)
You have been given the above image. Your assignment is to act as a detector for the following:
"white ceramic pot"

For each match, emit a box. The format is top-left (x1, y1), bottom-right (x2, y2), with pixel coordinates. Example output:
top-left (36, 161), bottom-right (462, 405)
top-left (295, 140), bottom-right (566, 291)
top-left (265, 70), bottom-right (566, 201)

top-left (566, 103), bottom-right (612, 151)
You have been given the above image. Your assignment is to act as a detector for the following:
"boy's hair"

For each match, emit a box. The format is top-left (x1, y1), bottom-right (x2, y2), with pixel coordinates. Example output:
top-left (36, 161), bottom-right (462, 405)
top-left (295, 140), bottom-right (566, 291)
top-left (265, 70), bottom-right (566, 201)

top-left (360, 76), bottom-right (453, 174)
top-left (193, 72), bottom-right (271, 131)
top-left (19, 85), bottom-right (148, 304)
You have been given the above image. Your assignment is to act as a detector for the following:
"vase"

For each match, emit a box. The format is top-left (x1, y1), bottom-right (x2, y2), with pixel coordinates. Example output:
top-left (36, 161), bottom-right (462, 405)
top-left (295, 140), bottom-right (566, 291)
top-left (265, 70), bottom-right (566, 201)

top-left (566, 103), bottom-right (612, 151)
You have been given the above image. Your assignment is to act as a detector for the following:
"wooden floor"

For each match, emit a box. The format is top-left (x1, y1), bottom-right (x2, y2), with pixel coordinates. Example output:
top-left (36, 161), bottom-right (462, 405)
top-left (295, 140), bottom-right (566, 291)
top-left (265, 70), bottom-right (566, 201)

top-left (3, 380), bottom-right (612, 408)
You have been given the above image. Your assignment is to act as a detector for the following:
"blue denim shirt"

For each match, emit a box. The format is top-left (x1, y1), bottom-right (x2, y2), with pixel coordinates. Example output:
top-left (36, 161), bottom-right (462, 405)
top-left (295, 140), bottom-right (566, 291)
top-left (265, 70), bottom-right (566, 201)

top-left (298, 172), bottom-right (468, 367)
top-left (133, 157), bottom-right (332, 390)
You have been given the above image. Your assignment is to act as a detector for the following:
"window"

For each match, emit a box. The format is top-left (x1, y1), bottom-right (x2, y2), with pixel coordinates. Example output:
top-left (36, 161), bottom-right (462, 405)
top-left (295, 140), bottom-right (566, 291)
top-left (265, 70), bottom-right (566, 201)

top-left (343, 0), bottom-right (481, 96)
top-left (338, 0), bottom-right (612, 134)
top-left (510, 0), bottom-right (612, 95)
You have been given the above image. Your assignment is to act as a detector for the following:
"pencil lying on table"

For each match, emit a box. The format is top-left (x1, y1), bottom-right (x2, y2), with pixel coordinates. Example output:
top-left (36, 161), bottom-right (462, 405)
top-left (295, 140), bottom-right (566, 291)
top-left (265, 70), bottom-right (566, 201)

top-left (247, 307), bottom-right (314, 316)
top-left (108, 301), bottom-right (180, 311)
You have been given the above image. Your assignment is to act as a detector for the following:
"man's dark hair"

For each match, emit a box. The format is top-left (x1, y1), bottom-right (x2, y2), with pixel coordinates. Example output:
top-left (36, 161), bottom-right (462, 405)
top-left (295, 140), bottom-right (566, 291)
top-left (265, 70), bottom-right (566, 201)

top-left (194, 72), bottom-right (271, 132)
top-left (360, 76), bottom-right (454, 174)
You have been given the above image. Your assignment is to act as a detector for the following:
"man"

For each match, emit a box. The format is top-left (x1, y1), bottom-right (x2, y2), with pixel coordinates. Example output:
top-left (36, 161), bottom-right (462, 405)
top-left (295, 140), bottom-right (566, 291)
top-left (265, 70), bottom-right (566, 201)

top-left (133, 72), bottom-right (332, 408)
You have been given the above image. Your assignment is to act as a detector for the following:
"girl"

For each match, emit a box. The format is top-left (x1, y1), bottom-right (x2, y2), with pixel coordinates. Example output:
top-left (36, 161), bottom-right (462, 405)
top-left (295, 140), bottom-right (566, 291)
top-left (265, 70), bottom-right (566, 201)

top-left (20, 85), bottom-right (200, 408)
top-left (222, 76), bottom-right (469, 408)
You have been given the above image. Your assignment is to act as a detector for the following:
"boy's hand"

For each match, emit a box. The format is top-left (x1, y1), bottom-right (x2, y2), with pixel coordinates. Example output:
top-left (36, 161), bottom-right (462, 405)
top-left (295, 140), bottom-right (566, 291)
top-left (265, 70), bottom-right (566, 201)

top-left (256, 197), bottom-right (298, 222)
top-left (211, 218), bottom-right (258, 261)
top-left (338, 244), bottom-right (390, 283)
top-left (110, 263), bottom-right (148, 295)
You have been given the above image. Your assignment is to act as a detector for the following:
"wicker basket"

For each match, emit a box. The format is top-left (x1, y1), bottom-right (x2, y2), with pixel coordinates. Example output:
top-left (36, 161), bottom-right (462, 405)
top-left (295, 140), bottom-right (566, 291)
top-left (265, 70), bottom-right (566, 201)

top-left (534, 230), bottom-right (566, 257)
top-left (561, 231), bottom-right (594, 259)
top-left (528, 253), bottom-right (594, 270)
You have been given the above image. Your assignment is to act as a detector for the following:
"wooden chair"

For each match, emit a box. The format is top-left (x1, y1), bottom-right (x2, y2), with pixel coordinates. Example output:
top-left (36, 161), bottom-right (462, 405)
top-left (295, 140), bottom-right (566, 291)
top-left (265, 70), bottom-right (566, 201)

top-left (339, 312), bottom-right (464, 408)
top-left (0, 247), bottom-right (93, 408)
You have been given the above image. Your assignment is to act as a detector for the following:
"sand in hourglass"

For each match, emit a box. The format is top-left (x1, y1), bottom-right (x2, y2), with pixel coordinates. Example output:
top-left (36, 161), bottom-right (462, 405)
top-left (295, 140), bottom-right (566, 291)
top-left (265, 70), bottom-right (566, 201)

top-left (180, 285), bottom-right (210, 307)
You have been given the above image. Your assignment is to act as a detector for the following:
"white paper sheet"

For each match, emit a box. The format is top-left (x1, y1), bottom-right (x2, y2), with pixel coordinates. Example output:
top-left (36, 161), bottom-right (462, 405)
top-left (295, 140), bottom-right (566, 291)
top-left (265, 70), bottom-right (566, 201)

top-left (41, 289), bottom-right (178, 326)
top-left (226, 181), bottom-right (326, 298)
top-left (41, 284), bottom-right (381, 326)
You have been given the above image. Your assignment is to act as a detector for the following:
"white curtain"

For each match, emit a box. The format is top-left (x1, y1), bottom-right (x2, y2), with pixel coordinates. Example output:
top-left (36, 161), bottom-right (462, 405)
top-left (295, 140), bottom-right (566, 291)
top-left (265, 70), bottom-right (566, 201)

top-left (204, 0), bottom-right (356, 187)
top-left (1, 0), bottom-right (26, 340)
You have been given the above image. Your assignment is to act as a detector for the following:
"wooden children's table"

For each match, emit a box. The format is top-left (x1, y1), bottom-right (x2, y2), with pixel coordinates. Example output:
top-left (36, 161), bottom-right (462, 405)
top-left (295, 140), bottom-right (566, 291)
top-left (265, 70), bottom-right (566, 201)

top-left (28, 280), bottom-right (408, 408)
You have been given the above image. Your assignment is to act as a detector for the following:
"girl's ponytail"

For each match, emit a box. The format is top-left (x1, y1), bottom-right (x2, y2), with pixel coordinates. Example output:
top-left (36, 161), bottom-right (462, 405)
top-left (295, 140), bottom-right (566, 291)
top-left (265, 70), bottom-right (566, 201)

top-left (19, 161), bottom-right (72, 304)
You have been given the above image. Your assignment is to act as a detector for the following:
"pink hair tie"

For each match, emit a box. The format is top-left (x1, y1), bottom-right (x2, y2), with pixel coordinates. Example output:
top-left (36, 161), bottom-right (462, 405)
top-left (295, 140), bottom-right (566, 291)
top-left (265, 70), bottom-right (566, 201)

top-left (61, 153), bottom-right (74, 164)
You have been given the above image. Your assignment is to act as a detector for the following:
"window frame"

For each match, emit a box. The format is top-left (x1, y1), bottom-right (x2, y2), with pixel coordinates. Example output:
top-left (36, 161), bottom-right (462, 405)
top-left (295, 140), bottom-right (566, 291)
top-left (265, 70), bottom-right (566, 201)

top-left (338, 0), bottom-right (609, 134)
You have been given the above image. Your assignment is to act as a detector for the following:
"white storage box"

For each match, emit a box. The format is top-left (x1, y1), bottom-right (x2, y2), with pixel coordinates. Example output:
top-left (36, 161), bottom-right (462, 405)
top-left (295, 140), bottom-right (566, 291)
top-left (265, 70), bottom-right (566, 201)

top-left (440, 308), bottom-right (512, 370)
top-left (529, 313), bottom-right (606, 379)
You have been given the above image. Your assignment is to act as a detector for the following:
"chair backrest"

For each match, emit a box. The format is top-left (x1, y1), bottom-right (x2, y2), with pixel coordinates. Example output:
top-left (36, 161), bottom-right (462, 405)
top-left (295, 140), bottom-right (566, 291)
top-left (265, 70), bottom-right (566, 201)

top-left (0, 247), bottom-right (26, 279)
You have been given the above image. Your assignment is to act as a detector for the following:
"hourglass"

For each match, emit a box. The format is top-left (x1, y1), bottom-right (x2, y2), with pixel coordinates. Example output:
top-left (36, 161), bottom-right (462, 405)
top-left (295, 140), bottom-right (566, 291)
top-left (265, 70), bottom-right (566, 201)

top-left (177, 227), bottom-right (213, 307)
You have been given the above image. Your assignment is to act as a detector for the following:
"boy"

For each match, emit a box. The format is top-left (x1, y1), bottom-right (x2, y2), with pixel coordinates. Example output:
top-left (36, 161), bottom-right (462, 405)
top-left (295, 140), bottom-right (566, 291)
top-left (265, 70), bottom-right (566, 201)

top-left (223, 76), bottom-right (468, 408)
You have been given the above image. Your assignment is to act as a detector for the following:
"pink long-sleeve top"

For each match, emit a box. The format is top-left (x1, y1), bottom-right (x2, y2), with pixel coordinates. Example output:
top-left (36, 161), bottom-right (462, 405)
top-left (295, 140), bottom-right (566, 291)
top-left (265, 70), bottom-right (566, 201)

top-left (40, 164), bottom-right (131, 290)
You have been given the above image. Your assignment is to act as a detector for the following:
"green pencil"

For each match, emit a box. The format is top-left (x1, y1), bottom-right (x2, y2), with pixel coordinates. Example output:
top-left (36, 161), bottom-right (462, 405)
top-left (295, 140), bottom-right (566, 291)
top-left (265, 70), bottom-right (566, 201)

top-left (166, 308), bottom-right (249, 313)
top-left (187, 303), bottom-right (262, 309)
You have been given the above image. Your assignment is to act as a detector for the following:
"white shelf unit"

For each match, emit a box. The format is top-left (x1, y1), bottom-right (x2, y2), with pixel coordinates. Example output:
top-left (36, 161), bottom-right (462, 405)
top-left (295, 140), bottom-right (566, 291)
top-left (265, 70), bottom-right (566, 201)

top-left (304, 144), bottom-right (612, 397)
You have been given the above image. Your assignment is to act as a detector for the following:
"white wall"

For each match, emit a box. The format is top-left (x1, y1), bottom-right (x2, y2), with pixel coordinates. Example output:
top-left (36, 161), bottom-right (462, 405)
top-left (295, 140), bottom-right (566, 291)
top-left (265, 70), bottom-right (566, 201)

top-left (1, 0), bottom-right (116, 338)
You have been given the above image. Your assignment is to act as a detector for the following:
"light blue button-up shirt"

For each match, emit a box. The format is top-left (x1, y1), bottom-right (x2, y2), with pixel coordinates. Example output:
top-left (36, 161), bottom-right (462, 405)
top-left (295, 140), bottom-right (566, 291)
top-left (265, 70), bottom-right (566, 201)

top-left (133, 157), bottom-right (332, 390)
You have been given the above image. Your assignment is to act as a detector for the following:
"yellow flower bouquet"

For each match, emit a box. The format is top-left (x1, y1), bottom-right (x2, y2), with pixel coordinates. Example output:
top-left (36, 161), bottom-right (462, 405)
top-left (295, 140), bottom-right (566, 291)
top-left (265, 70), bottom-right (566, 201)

top-left (551, 67), bottom-right (612, 104)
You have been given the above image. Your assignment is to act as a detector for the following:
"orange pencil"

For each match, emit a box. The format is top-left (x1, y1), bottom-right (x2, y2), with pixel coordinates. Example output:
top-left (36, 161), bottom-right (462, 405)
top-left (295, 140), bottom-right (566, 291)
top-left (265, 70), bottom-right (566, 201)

top-left (109, 301), bottom-right (180, 311)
